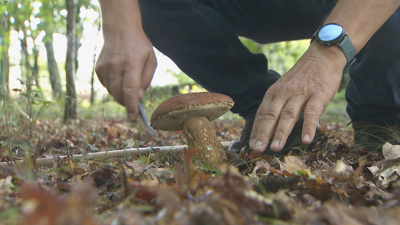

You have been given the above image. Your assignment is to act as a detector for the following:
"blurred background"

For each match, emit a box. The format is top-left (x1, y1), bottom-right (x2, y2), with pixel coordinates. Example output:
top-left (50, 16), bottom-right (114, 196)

top-left (0, 0), bottom-right (349, 125)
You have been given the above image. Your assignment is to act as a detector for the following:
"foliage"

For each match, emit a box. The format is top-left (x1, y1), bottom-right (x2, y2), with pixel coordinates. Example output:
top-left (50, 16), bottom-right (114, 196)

top-left (1, 110), bottom-right (400, 224)
top-left (240, 37), bottom-right (309, 75)
top-left (168, 69), bottom-right (197, 86)
top-left (321, 89), bottom-right (350, 125)
top-left (240, 37), bottom-right (350, 91)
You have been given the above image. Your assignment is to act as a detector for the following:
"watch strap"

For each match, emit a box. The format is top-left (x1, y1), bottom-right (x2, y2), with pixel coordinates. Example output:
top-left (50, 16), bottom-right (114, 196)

top-left (339, 35), bottom-right (356, 67)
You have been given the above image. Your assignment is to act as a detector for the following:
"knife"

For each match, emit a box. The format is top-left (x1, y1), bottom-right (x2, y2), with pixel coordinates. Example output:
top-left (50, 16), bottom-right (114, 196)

top-left (138, 103), bottom-right (156, 137)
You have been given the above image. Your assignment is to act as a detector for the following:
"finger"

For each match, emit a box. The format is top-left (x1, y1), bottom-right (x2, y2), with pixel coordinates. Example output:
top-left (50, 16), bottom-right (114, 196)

top-left (250, 94), bottom-right (287, 153)
top-left (302, 95), bottom-right (325, 144)
top-left (140, 52), bottom-right (157, 98)
top-left (250, 93), bottom-right (273, 149)
top-left (109, 70), bottom-right (124, 105)
top-left (270, 95), bottom-right (305, 151)
top-left (95, 53), bottom-right (110, 88)
top-left (123, 64), bottom-right (144, 122)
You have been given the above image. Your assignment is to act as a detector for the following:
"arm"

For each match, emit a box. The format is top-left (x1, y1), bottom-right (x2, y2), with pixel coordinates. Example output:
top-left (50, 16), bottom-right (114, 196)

top-left (96, 0), bottom-right (157, 121)
top-left (250, 0), bottom-right (400, 153)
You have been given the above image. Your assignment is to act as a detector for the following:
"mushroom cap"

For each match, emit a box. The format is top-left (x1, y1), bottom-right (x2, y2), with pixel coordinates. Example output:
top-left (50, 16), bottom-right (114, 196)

top-left (150, 92), bottom-right (234, 131)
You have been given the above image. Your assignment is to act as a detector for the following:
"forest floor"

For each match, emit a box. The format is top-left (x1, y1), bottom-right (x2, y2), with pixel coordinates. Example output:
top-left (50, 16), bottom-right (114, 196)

top-left (1, 113), bottom-right (400, 224)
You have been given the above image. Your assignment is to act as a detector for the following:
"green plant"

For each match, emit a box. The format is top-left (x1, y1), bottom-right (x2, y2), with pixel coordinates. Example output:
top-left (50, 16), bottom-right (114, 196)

top-left (13, 78), bottom-right (53, 139)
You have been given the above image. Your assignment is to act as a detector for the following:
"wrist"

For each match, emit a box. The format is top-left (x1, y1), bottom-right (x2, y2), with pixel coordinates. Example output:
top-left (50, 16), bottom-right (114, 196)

top-left (99, 0), bottom-right (143, 33)
top-left (308, 41), bottom-right (347, 70)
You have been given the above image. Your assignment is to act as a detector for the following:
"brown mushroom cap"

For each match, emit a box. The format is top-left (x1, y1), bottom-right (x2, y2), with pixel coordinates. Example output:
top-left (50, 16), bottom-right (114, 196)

top-left (151, 92), bottom-right (234, 131)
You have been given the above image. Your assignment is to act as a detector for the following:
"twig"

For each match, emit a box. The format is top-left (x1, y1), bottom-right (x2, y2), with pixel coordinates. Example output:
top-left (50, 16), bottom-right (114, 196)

top-left (19, 108), bottom-right (33, 123)
top-left (1, 0), bottom-right (11, 159)
top-left (0, 142), bottom-right (235, 168)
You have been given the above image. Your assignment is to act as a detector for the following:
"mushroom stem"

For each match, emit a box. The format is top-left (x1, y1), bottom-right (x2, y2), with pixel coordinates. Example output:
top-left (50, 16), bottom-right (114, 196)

top-left (182, 116), bottom-right (228, 167)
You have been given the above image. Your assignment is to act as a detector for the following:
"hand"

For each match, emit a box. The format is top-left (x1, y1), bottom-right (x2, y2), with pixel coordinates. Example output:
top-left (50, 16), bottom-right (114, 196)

top-left (95, 30), bottom-right (157, 121)
top-left (250, 43), bottom-right (347, 153)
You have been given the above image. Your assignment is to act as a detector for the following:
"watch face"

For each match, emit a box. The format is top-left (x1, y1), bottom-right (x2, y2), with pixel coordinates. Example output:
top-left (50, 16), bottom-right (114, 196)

top-left (318, 24), bottom-right (343, 42)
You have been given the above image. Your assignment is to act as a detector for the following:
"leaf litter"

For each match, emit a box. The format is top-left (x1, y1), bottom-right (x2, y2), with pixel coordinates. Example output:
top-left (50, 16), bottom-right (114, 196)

top-left (1, 118), bottom-right (400, 224)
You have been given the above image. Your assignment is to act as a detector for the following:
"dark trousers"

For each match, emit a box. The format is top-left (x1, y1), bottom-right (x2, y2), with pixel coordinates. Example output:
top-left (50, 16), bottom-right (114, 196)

top-left (139, 0), bottom-right (400, 124)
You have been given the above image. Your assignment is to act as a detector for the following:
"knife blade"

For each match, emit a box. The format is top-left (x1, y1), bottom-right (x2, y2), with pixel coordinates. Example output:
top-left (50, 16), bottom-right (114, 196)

top-left (138, 103), bottom-right (156, 137)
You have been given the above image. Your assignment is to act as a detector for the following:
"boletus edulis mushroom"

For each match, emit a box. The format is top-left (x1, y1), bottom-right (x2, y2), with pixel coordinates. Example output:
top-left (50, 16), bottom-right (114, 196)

top-left (150, 92), bottom-right (234, 167)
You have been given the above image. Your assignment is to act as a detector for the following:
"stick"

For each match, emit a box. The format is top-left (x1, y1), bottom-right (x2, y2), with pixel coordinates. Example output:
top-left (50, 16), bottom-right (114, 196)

top-left (0, 142), bottom-right (235, 168)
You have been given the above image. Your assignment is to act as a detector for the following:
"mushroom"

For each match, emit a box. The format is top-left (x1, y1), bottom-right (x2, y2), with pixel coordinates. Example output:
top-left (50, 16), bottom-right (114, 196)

top-left (150, 92), bottom-right (234, 167)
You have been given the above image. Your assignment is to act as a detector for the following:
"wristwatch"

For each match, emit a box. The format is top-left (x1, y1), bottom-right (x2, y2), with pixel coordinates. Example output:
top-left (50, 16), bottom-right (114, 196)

top-left (311, 23), bottom-right (356, 68)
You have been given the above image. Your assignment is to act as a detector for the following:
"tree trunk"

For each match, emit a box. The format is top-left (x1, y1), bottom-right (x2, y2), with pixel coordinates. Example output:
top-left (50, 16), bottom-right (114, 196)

top-left (32, 48), bottom-right (41, 91)
top-left (0, 37), bottom-right (9, 96)
top-left (1, 14), bottom-right (10, 95)
top-left (64, 0), bottom-right (77, 121)
top-left (45, 36), bottom-right (62, 98)
top-left (20, 36), bottom-right (32, 93)
top-left (75, 6), bottom-right (81, 74)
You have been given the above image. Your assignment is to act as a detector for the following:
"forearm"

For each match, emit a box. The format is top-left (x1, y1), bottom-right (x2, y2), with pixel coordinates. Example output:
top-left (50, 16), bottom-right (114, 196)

top-left (325, 0), bottom-right (400, 53)
top-left (98, 0), bottom-right (143, 36)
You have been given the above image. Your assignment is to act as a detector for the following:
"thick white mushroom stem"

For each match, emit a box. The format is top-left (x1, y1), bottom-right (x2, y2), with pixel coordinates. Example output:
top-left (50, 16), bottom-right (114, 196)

top-left (182, 116), bottom-right (228, 167)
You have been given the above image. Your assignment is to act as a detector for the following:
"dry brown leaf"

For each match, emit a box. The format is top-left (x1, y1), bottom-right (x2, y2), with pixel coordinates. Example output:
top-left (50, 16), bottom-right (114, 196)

top-left (0, 176), bottom-right (13, 197)
top-left (128, 180), bottom-right (161, 203)
top-left (60, 182), bottom-right (99, 225)
top-left (383, 142), bottom-right (400, 160)
top-left (309, 201), bottom-right (399, 225)
top-left (0, 164), bottom-right (14, 179)
top-left (21, 184), bottom-right (65, 225)
top-left (334, 158), bottom-right (354, 174)
top-left (368, 165), bottom-right (380, 176)
top-left (284, 156), bottom-right (307, 174)
top-left (55, 156), bottom-right (85, 180)
top-left (376, 158), bottom-right (400, 189)
top-left (213, 165), bottom-right (271, 212)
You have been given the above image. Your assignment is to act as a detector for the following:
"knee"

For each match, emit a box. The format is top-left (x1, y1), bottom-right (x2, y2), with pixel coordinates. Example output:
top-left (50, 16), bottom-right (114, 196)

top-left (138, 0), bottom-right (174, 42)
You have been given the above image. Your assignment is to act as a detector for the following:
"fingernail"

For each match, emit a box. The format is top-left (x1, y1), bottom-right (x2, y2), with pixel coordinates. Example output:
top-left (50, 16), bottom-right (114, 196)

top-left (271, 140), bottom-right (280, 149)
top-left (303, 134), bottom-right (311, 143)
top-left (128, 113), bottom-right (136, 122)
top-left (250, 139), bottom-right (256, 149)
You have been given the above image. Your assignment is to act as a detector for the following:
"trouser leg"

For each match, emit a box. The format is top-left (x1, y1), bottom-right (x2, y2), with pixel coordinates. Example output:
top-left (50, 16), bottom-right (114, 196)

top-left (346, 6), bottom-right (400, 124)
top-left (139, 0), bottom-right (335, 121)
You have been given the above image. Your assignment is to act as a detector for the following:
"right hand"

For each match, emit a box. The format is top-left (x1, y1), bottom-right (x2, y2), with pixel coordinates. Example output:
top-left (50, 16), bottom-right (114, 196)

top-left (95, 30), bottom-right (157, 121)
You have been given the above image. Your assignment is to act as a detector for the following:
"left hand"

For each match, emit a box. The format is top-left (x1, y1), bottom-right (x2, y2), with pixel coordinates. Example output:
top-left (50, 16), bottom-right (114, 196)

top-left (250, 43), bottom-right (347, 153)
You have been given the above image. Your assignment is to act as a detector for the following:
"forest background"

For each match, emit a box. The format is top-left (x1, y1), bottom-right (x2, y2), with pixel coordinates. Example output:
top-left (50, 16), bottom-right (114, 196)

top-left (0, 0), bottom-right (349, 127)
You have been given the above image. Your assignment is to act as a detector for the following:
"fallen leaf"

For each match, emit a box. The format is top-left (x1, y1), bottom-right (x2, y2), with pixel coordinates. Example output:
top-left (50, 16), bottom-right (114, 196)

top-left (368, 165), bottom-right (380, 176)
top-left (383, 143), bottom-right (400, 160)
top-left (0, 176), bottom-right (13, 196)
top-left (334, 158), bottom-right (354, 174)
top-left (60, 182), bottom-right (99, 225)
top-left (21, 184), bottom-right (65, 225)
top-left (376, 158), bottom-right (400, 189)
top-left (284, 156), bottom-right (309, 175)
top-left (0, 164), bottom-right (14, 179)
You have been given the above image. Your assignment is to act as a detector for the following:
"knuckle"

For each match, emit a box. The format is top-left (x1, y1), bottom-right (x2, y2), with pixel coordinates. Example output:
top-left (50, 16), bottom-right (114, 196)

top-left (258, 111), bottom-right (279, 120)
top-left (108, 57), bottom-right (123, 69)
top-left (280, 110), bottom-right (296, 119)
top-left (276, 128), bottom-right (288, 137)
top-left (308, 85), bottom-right (324, 96)
top-left (263, 92), bottom-right (274, 101)
top-left (123, 84), bottom-right (136, 93)
top-left (304, 106), bottom-right (320, 117)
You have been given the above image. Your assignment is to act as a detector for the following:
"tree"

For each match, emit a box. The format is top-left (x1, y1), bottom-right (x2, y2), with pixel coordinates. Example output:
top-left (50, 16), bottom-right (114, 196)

top-left (8, 0), bottom-right (41, 93)
top-left (64, 0), bottom-right (76, 121)
top-left (0, 9), bottom-right (10, 96)
top-left (38, 0), bottom-right (64, 99)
